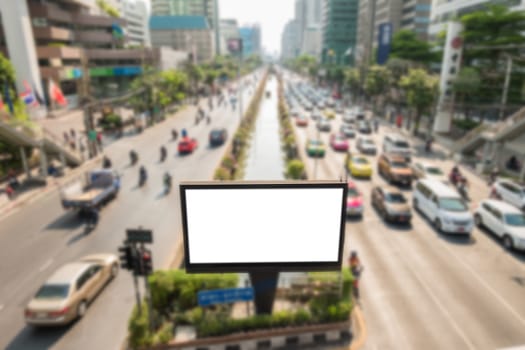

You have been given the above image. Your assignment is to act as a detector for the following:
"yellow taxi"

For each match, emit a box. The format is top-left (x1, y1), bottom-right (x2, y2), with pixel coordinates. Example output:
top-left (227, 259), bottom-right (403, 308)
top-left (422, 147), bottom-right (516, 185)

top-left (346, 154), bottom-right (373, 179)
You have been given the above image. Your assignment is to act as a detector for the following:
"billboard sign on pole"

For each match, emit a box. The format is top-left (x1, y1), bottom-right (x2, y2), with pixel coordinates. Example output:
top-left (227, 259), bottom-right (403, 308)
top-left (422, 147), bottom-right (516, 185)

top-left (377, 23), bottom-right (392, 65)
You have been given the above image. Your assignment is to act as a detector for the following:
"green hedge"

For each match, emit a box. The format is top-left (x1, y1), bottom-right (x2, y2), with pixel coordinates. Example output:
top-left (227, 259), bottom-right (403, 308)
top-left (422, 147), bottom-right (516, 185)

top-left (99, 114), bottom-right (123, 130)
top-left (453, 119), bottom-right (481, 131)
top-left (308, 268), bottom-right (354, 302)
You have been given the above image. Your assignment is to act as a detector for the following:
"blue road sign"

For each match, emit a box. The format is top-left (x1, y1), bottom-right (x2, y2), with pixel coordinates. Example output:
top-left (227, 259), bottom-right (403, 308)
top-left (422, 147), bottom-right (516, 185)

top-left (198, 287), bottom-right (254, 307)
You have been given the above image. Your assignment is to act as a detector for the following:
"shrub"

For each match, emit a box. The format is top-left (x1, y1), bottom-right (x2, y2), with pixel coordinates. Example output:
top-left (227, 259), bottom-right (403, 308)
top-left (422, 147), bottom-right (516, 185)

top-left (287, 160), bottom-right (305, 179)
top-left (152, 322), bottom-right (174, 345)
top-left (214, 167), bottom-right (231, 180)
top-left (453, 118), bottom-right (480, 131)
top-left (128, 303), bottom-right (152, 349)
top-left (100, 114), bottom-right (123, 129)
top-left (221, 155), bottom-right (235, 170)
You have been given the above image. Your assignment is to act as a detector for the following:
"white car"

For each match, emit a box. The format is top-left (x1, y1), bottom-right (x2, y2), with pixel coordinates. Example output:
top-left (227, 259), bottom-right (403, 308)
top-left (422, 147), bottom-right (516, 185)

top-left (340, 124), bottom-right (356, 138)
top-left (356, 137), bottom-right (377, 155)
top-left (316, 118), bottom-right (331, 132)
top-left (343, 112), bottom-right (356, 124)
top-left (491, 180), bottom-right (525, 211)
top-left (412, 162), bottom-right (448, 183)
top-left (475, 199), bottom-right (525, 251)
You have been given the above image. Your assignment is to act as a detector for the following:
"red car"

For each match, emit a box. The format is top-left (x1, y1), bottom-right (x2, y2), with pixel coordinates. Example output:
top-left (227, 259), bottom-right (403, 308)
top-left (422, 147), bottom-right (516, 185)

top-left (178, 137), bottom-right (198, 154)
top-left (346, 181), bottom-right (363, 217)
top-left (296, 115), bottom-right (308, 127)
top-left (330, 133), bottom-right (349, 152)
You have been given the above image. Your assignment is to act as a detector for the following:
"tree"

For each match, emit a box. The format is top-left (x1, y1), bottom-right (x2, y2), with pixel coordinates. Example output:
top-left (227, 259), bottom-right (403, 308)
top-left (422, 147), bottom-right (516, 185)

top-left (158, 70), bottom-right (188, 107)
top-left (386, 58), bottom-right (411, 110)
top-left (364, 65), bottom-right (391, 112)
top-left (183, 62), bottom-right (204, 95)
top-left (400, 69), bottom-right (439, 135)
top-left (0, 53), bottom-right (27, 121)
top-left (452, 67), bottom-right (480, 120)
top-left (461, 5), bottom-right (525, 110)
top-left (390, 30), bottom-right (437, 66)
top-left (344, 68), bottom-right (361, 102)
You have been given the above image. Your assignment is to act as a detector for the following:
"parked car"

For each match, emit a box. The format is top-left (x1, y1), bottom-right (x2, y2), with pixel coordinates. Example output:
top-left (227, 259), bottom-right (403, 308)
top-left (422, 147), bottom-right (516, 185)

top-left (346, 181), bottom-right (364, 217)
top-left (25, 254), bottom-right (119, 326)
top-left (490, 179), bottom-right (525, 211)
top-left (178, 137), bottom-right (198, 154)
top-left (340, 124), bottom-right (356, 138)
top-left (346, 154), bottom-right (372, 179)
top-left (306, 139), bottom-right (326, 157)
top-left (357, 121), bottom-right (372, 134)
top-left (383, 134), bottom-right (411, 162)
top-left (371, 186), bottom-right (412, 224)
top-left (317, 118), bottom-right (331, 132)
top-left (413, 179), bottom-right (473, 235)
top-left (209, 128), bottom-right (228, 147)
top-left (356, 137), bottom-right (377, 155)
top-left (412, 162), bottom-right (447, 183)
top-left (378, 154), bottom-right (413, 187)
top-left (474, 199), bottom-right (525, 250)
top-left (296, 114), bottom-right (308, 127)
top-left (330, 133), bottom-right (349, 152)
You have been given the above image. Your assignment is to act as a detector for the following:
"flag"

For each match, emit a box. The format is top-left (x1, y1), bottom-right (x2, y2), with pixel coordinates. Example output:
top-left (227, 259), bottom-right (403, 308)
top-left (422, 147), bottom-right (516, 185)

top-left (48, 79), bottom-right (67, 106)
top-left (4, 82), bottom-right (14, 114)
top-left (20, 80), bottom-right (39, 108)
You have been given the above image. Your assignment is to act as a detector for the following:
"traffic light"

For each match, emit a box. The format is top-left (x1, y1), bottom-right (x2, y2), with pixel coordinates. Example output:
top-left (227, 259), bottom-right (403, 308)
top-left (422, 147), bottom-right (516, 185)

top-left (118, 244), bottom-right (135, 271)
top-left (140, 249), bottom-right (153, 276)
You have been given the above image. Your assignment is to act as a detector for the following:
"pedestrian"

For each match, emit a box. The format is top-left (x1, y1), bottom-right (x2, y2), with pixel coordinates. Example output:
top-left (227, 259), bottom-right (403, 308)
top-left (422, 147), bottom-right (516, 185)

top-left (396, 115), bottom-right (403, 129)
top-left (63, 131), bottom-right (69, 145)
top-left (96, 131), bottom-right (103, 151)
top-left (70, 128), bottom-right (76, 140)
top-left (79, 138), bottom-right (86, 155)
top-left (5, 184), bottom-right (15, 200)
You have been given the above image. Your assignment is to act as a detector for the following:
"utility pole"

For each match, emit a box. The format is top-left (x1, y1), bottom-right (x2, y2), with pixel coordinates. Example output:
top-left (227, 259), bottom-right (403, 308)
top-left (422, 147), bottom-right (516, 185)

top-left (500, 54), bottom-right (513, 120)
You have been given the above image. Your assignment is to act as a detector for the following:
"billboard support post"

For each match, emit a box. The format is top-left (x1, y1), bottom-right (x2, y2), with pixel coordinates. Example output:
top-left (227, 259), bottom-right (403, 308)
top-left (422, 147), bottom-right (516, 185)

top-left (249, 271), bottom-right (279, 315)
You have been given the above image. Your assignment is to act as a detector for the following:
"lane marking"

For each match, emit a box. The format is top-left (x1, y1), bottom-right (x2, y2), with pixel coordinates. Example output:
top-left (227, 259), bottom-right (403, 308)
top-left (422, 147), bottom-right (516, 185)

top-left (39, 259), bottom-right (53, 272)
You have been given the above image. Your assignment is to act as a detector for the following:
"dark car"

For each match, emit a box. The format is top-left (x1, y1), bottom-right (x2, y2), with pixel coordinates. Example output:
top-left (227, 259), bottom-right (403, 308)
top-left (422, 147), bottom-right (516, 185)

top-left (209, 128), bottom-right (228, 147)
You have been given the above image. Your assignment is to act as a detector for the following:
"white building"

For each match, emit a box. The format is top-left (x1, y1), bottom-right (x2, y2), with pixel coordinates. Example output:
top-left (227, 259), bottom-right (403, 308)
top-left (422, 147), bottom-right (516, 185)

top-left (121, 0), bottom-right (150, 47)
top-left (301, 25), bottom-right (322, 59)
top-left (294, 0), bottom-right (322, 56)
top-left (281, 19), bottom-right (300, 60)
top-left (220, 19), bottom-right (239, 54)
top-left (428, 0), bottom-right (525, 39)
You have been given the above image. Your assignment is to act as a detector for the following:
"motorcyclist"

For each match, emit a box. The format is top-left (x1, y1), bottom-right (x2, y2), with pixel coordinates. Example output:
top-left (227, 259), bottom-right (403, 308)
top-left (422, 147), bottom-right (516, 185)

top-left (86, 207), bottom-right (99, 228)
top-left (349, 251), bottom-right (363, 279)
top-left (102, 155), bottom-right (112, 168)
top-left (130, 150), bottom-right (138, 165)
top-left (139, 166), bottom-right (147, 186)
top-left (160, 146), bottom-right (167, 162)
top-left (449, 166), bottom-right (461, 185)
top-left (163, 172), bottom-right (172, 193)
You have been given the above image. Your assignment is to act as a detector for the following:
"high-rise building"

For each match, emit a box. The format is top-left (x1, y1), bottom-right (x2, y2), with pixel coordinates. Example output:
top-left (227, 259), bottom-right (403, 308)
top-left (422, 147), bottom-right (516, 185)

top-left (239, 25), bottom-right (261, 57)
top-left (150, 16), bottom-right (215, 62)
top-left (281, 19), bottom-right (300, 60)
top-left (0, 0), bottom-right (159, 108)
top-left (356, 0), bottom-right (377, 66)
top-left (321, 0), bottom-right (359, 65)
top-left (121, 0), bottom-right (151, 47)
top-left (219, 19), bottom-right (239, 54)
top-left (151, 0), bottom-right (220, 55)
top-left (428, 0), bottom-right (525, 40)
top-left (294, 0), bottom-right (322, 56)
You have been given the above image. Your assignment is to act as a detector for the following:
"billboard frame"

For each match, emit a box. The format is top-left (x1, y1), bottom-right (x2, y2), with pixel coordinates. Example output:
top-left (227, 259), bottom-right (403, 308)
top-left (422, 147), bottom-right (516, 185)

top-left (179, 181), bottom-right (348, 273)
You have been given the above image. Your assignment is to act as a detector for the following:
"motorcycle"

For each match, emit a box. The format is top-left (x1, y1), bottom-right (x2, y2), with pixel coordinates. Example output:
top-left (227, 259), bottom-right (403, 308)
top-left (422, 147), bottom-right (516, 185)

top-left (160, 146), bottom-right (167, 162)
top-left (163, 173), bottom-right (172, 194)
top-left (456, 178), bottom-right (469, 201)
top-left (84, 208), bottom-right (99, 231)
top-left (139, 166), bottom-right (147, 187)
top-left (130, 151), bottom-right (138, 166)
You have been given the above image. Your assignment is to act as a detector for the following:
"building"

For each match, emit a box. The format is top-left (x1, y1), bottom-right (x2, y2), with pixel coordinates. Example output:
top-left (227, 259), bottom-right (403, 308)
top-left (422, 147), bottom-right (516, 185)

top-left (321, 0), bottom-right (359, 65)
top-left (153, 47), bottom-right (189, 70)
top-left (428, 0), bottom-right (525, 39)
top-left (149, 15), bottom-right (215, 62)
top-left (120, 0), bottom-right (150, 47)
top-left (281, 19), bottom-right (300, 60)
top-left (151, 0), bottom-right (220, 55)
top-left (0, 0), bottom-right (159, 110)
top-left (302, 25), bottom-right (322, 58)
top-left (239, 25), bottom-right (261, 57)
top-left (399, 0), bottom-right (431, 39)
top-left (220, 19), bottom-right (239, 53)
top-left (355, 0), bottom-right (376, 66)
top-left (294, 0), bottom-right (322, 56)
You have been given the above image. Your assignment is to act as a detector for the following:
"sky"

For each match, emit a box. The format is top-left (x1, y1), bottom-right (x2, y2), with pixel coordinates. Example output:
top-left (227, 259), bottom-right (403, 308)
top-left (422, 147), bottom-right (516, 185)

top-left (219, 0), bottom-right (295, 55)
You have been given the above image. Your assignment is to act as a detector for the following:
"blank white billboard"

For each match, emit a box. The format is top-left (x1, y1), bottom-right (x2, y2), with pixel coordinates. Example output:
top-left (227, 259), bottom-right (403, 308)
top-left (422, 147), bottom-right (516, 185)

top-left (180, 183), bottom-right (347, 271)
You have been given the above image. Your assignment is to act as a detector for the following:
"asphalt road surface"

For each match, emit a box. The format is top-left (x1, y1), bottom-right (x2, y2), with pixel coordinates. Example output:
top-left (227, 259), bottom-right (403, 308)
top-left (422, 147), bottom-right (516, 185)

top-left (0, 70), bottom-right (263, 350)
top-left (285, 71), bottom-right (525, 350)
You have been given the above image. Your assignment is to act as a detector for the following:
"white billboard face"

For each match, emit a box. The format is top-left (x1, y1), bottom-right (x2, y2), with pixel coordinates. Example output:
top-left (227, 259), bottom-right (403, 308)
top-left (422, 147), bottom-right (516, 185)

top-left (180, 183), bottom-right (347, 272)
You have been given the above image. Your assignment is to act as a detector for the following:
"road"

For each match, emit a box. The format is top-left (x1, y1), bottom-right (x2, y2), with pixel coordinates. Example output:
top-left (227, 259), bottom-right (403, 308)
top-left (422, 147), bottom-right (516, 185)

top-left (0, 70), bottom-right (264, 350)
top-left (285, 71), bottom-right (525, 350)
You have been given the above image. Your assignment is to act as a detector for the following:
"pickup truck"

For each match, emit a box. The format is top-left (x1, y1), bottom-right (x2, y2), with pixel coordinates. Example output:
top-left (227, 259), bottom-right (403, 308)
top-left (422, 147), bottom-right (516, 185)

top-left (60, 169), bottom-right (120, 211)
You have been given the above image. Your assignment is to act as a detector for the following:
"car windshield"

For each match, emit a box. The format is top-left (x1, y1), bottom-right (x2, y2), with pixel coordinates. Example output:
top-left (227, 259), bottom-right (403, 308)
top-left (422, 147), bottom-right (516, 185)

top-left (395, 141), bottom-right (410, 148)
top-left (310, 140), bottom-right (322, 146)
top-left (391, 161), bottom-right (408, 168)
top-left (505, 214), bottom-right (525, 226)
top-left (386, 193), bottom-right (406, 203)
top-left (438, 198), bottom-right (468, 211)
top-left (347, 188), bottom-right (359, 197)
top-left (210, 131), bottom-right (223, 138)
top-left (426, 167), bottom-right (444, 175)
top-left (363, 139), bottom-right (374, 145)
top-left (353, 158), bottom-right (368, 164)
top-left (35, 284), bottom-right (70, 299)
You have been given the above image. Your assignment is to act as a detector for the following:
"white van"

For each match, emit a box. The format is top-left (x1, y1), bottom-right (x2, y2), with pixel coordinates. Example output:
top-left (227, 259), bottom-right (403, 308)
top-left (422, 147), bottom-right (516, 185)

top-left (383, 134), bottom-right (411, 161)
top-left (413, 179), bottom-right (474, 235)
